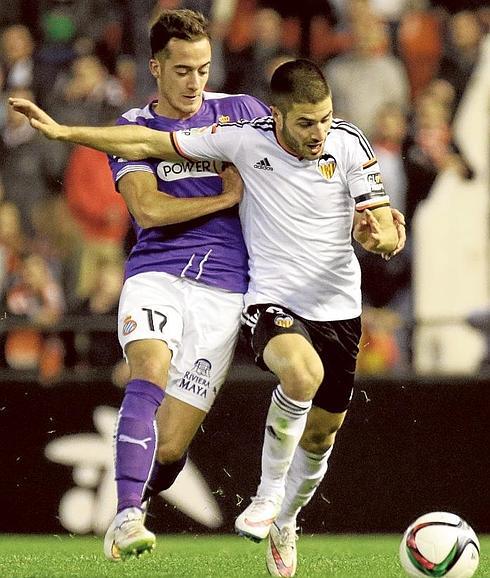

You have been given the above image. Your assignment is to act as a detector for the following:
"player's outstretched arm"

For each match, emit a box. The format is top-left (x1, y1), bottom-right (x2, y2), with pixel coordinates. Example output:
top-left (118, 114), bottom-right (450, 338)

top-left (8, 97), bottom-right (180, 161)
top-left (353, 206), bottom-right (399, 254)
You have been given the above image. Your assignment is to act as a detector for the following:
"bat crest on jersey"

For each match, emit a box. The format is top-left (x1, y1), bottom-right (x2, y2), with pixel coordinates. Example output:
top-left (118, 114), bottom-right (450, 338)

top-left (274, 314), bottom-right (294, 329)
top-left (317, 154), bottom-right (337, 180)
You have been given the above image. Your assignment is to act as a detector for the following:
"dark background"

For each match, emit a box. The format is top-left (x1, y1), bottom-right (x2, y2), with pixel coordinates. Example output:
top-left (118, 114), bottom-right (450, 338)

top-left (2, 365), bottom-right (489, 535)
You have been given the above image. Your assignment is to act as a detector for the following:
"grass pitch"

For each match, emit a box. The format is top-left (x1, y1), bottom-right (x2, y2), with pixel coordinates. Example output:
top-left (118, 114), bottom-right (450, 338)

top-left (0, 534), bottom-right (488, 578)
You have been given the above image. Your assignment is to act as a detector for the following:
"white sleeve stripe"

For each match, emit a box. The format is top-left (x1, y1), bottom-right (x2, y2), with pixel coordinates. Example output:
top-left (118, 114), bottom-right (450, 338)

top-left (116, 165), bottom-right (154, 181)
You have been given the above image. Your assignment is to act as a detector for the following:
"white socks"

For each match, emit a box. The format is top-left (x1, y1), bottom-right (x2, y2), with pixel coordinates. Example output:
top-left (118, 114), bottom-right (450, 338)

top-left (257, 385), bottom-right (312, 501)
top-left (276, 444), bottom-right (333, 529)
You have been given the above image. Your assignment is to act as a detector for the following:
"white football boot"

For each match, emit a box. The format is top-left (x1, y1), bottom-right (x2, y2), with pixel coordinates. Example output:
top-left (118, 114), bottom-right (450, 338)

top-left (235, 496), bottom-right (281, 542)
top-left (266, 523), bottom-right (298, 577)
top-left (103, 505), bottom-right (155, 561)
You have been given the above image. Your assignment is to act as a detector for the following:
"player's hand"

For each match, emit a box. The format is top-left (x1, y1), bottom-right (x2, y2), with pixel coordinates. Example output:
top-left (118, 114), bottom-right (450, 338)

top-left (353, 209), bottom-right (382, 251)
top-left (219, 163), bottom-right (244, 207)
top-left (381, 208), bottom-right (406, 260)
top-left (8, 98), bottom-right (64, 140)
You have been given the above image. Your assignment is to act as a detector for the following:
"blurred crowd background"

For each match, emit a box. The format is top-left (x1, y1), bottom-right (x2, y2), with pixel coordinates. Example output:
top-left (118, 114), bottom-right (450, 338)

top-left (0, 0), bottom-right (488, 385)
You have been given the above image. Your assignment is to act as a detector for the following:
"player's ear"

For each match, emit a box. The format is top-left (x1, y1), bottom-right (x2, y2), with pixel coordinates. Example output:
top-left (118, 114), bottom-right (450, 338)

top-left (149, 59), bottom-right (161, 79)
top-left (270, 105), bottom-right (283, 127)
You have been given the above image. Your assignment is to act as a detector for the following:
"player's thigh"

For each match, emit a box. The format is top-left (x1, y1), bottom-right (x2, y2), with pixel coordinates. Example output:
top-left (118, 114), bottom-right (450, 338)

top-left (166, 283), bottom-right (243, 413)
top-left (264, 333), bottom-right (323, 399)
top-left (245, 304), bottom-right (324, 398)
top-left (310, 316), bottom-right (362, 413)
top-left (300, 405), bottom-right (347, 453)
top-left (155, 395), bottom-right (206, 462)
top-left (118, 272), bottom-right (185, 386)
top-left (125, 339), bottom-right (172, 386)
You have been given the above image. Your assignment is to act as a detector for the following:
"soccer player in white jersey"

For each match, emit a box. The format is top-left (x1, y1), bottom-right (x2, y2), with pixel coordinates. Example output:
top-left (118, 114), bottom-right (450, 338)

top-left (11, 60), bottom-right (404, 576)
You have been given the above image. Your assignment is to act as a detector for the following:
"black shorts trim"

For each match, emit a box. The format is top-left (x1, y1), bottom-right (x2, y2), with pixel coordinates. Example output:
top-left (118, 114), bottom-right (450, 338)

top-left (241, 303), bottom-right (362, 413)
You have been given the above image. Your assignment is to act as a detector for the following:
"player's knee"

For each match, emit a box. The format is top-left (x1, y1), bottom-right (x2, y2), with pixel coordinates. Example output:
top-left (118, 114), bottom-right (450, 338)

top-left (126, 348), bottom-right (170, 388)
top-left (302, 423), bottom-right (341, 454)
top-left (279, 360), bottom-right (324, 401)
top-left (130, 360), bottom-right (168, 388)
top-left (126, 340), bottom-right (171, 378)
top-left (157, 441), bottom-right (187, 464)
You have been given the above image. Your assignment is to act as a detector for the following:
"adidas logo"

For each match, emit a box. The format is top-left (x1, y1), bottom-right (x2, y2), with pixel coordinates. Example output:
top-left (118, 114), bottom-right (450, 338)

top-left (254, 157), bottom-right (273, 171)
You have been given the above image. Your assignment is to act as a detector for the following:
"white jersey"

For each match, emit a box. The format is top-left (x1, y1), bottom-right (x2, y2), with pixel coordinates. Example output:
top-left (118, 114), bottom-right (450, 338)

top-left (172, 117), bottom-right (390, 321)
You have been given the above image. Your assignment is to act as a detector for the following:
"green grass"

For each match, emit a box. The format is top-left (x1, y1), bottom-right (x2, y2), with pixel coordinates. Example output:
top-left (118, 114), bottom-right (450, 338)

top-left (0, 534), bottom-right (488, 578)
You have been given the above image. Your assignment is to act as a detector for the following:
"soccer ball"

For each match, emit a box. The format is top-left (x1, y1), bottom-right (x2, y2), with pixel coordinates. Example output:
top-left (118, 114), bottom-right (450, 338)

top-left (399, 512), bottom-right (480, 578)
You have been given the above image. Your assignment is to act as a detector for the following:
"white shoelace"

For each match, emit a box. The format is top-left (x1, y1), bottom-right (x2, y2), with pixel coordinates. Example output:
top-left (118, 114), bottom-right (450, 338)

top-left (250, 496), bottom-right (277, 510)
top-left (278, 525), bottom-right (298, 548)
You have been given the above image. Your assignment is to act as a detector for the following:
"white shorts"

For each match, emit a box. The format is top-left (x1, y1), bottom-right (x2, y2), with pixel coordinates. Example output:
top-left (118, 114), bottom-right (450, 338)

top-left (118, 271), bottom-right (243, 412)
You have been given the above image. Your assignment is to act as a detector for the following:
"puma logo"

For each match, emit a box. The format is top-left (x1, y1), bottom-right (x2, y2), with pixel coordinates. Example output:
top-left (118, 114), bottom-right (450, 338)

top-left (118, 434), bottom-right (152, 450)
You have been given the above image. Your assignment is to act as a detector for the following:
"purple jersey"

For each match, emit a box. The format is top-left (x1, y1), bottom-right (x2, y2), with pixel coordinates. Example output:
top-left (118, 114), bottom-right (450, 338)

top-left (109, 91), bottom-right (269, 293)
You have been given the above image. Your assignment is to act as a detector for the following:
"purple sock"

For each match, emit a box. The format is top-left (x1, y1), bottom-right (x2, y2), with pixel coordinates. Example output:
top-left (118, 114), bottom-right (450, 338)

top-left (143, 453), bottom-right (188, 501)
top-left (115, 379), bottom-right (164, 513)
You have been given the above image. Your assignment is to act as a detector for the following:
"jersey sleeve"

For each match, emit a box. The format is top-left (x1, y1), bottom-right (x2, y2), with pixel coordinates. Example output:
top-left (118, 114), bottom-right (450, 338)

top-left (342, 125), bottom-right (391, 211)
top-left (107, 117), bottom-right (155, 190)
top-left (237, 94), bottom-right (271, 119)
top-left (171, 123), bottom-right (242, 164)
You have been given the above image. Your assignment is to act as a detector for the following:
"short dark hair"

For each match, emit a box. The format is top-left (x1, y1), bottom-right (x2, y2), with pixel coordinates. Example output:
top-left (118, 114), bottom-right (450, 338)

top-left (270, 59), bottom-right (331, 115)
top-left (150, 9), bottom-right (210, 57)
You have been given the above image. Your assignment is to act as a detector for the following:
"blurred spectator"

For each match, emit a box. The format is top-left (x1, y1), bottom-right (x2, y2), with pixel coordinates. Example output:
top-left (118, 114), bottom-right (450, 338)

top-left (372, 102), bottom-right (408, 214)
top-left (30, 197), bottom-right (84, 312)
top-left (5, 252), bottom-right (65, 327)
top-left (403, 89), bottom-right (474, 226)
top-left (31, 6), bottom-right (79, 108)
top-left (0, 88), bottom-right (68, 236)
top-left (223, 8), bottom-right (290, 100)
top-left (114, 55), bottom-right (137, 103)
top-left (125, 0), bottom-right (161, 102)
top-left (46, 54), bottom-right (126, 126)
top-left (63, 144), bottom-right (129, 300)
top-left (397, 2), bottom-right (442, 100)
top-left (309, 11), bottom-right (352, 63)
top-left (0, 24), bottom-right (35, 91)
top-left (33, 0), bottom-right (123, 47)
top-left (370, 0), bottom-right (411, 29)
top-left (423, 77), bottom-right (457, 117)
top-left (260, 0), bottom-right (339, 58)
top-left (324, 15), bottom-right (409, 139)
top-left (357, 307), bottom-right (401, 375)
top-left (2, 251), bottom-right (65, 379)
top-left (64, 260), bottom-right (128, 385)
top-left (438, 10), bottom-right (485, 109)
top-left (0, 201), bottom-right (26, 299)
top-left (356, 101), bottom-right (412, 371)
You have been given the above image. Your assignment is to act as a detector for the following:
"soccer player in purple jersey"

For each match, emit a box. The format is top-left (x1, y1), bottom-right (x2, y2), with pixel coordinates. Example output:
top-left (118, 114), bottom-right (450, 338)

top-left (105, 10), bottom-right (268, 560)
top-left (11, 9), bottom-right (268, 560)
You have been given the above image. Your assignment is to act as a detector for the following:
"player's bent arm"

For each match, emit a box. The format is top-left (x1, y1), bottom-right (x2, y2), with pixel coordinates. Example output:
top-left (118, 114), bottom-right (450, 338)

top-left (353, 206), bottom-right (398, 254)
top-left (119, 170), bottom-right (242, 229)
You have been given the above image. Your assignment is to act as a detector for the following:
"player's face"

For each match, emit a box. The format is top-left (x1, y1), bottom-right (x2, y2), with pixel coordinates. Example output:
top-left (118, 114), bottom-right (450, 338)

top-left (274, 97), bottom-right (333, 160)
top-left (150, 37), bottom-right (211, 119)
